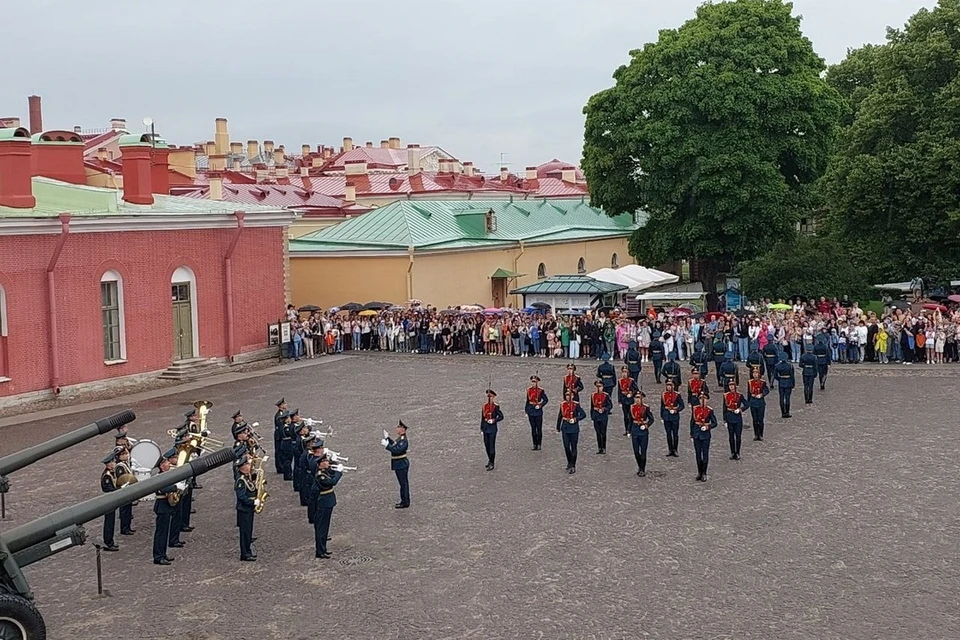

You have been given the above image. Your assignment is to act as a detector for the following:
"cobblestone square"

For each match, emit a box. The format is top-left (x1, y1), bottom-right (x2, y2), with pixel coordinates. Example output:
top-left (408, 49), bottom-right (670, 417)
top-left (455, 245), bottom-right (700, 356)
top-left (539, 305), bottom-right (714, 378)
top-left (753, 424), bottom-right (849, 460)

top-left (2, 355), bottom-right (959, 640)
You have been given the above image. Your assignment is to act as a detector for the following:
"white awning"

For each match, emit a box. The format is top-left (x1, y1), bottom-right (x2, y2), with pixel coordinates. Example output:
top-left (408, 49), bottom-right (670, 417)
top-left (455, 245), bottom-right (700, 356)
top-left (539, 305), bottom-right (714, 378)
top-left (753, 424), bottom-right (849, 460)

top-left (617, 265), bottom-right (680, 291)
top-left (635, 292), bottom-right (706, 301)
top-left (587, 267), bottom-right (646, 288)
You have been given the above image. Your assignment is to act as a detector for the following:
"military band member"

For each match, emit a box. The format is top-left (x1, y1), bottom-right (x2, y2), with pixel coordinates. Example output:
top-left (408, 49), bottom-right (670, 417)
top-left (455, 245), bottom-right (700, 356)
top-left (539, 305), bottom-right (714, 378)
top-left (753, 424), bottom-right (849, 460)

top-left (273, 397), bottom-right (287, 474)
top-left (660, 380), bottom-right (685, 457)
top-left (690, 342), bottom-right (710, 379)
top-left (481, 389), bottom-right (504, 470)
top-left (723, 381), bottom-right (748, 460)
top-left (687, 367), bottom-right (709, 406)
top-left (298, 434), bottom-right (317, 506)
top-left (164, 446), bottom-right (188, 549)
top-left (383, 421), bottom-right (410, 508)
top-left (113, 446), bottom-right (136, 535)
top-left (719, 351), bottom-right (739, 389)
top-left (114, 427), bottom-right (133, 453)
top-left (624, 341), bottom-right (642, 384)
top-left (292, 419), bottom-right (311, 493)
top-left (814, 336), bottom-right (830, 390)
top-left (711, 338), bottom-right (727, 386)
top-left (232, 420), bottom-right (251, 465)
top-left (563, 364), bottom-right (584, 402)
top-left (557, 389), bottom-right (586, 474)
top-left (524, 375), bottom-right (548, 451)
top-left (617, 367), bottom-right (639, 436)
top-left (314, 457), bottom-right (342, 559)
top-left (690, 394), bottom-right (718, 482)
top-left (235, 455), bottom-right (258, 561)
top-left (774, 352), bottom-right (795, 418)
top-left (306, 439), bottom-right (326, 524)
top-left (100, 450), bottom-right (120, 552)
top-left (799, 350), bottom-right (818, 404)
top-left (630, 393), bottom-right (655, 477)
top-left (597, 353), bottom-right (617, 397)
top-left (762, 342), bottom-right (780, 385)
top-left (650, 338), bottom-right (665, 383)
top-left (747, 367), bottom-right (770, 441)
top-left (278, 410), bottom-right (296, 481)
top-left (152, 451), bottom-right (179, 565)
top-left (589, 379), bottom-right (613, 454)
top-left (746, 347), bottom-right (765, 380)
top-left (661, 352), bottom-right (682, 388)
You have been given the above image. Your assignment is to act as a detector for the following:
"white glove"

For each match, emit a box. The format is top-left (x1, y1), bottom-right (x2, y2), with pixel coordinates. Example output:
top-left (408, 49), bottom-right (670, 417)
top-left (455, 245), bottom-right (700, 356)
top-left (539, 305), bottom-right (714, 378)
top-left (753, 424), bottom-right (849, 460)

top-left (380, 438), bottom-right (390, 447)
top-left (254, 499), bottom-right (261, 507)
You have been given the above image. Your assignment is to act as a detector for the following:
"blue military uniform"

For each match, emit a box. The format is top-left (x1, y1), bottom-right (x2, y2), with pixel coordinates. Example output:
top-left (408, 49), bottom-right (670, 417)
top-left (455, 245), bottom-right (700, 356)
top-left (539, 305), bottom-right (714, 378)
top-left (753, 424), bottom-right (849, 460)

top-left (100, 450), bottom-right (120, 551)
top-left (292, 418), bottom-right (310, 493)
top-left (624, 342), bottom-right (642, 384)
top-left (556, 397), bottom-right (587, 473)
top-left (596, 354), bottom-right (617, 396)
top-left (235, 457), bottom-right (257, 561)
top-left (690, 399), bottom-right (718, 482)
top-left (690, 343), bottom-right (709, 379)
top-left (722, 384), bottom-right (748, 460)
top-left (711, 339), bottom-right (727, 385)
top-left (306, 439), bottom-right (325, 524)
top-left (278, 411), bottom-right (296, 481)
top-left (480, 391), bottom-right (504, 470)
top-left (385, 424), bottom-right (410, 508)
top-left (114, 434), bottom-right (135, 536)
top-left (313, 464), bottom-right (342, 558)
top-left (661, 352), bottom-right (682, 388)
top-left (629, 396), bottom-right (655, 476)
top-left (617, 372), bottom-right (639, 435)
top-left (589, 381), bottom-right (613, 454)
top-left (152, 450), bottom-right (180, 565)
top-left (524, 377), bottom-right (548, 450)
top-left (746, 349), bottom-right (765, 379)
top-left (273, 398), bottom-right (286, 474)
top-left (297, 434), bottom-right (317, 506)
top-left (747, 373), bottom-right (770, 440)
top-left (649, 340), bottom-right (665, 383)
top-left (814, 339), bottom-right (830, 390)
top-left (774, 353), bottom-right (795, 418)
top-left (762, 343), bottom-right (780, 385)
top-left (799, 352), bottom-right (818, 404)
top-left (659, 384), bottom-right (685, 457)
top-left (719, 351), bottom-right (740, 389)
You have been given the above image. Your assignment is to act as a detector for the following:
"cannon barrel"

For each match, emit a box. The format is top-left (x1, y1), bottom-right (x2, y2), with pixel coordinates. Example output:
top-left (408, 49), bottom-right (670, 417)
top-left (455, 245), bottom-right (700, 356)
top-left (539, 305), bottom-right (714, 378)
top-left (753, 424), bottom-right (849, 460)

top-left (0, 410), bottom-right (136, 479)
top-left (3, 447), bottom-right (234, 555)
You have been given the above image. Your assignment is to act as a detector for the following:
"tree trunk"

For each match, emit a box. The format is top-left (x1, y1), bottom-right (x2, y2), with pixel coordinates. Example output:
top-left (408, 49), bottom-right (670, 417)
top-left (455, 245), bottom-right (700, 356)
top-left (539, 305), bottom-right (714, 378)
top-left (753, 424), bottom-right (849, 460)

top-left (699, 258), bottom-right (720, 311)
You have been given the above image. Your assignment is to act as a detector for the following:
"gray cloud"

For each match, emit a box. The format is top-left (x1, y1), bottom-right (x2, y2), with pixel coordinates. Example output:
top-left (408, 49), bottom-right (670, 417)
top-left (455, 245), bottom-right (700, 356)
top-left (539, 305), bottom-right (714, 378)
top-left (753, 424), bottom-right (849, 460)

top-left (0, 0), bottom-right (930, 170)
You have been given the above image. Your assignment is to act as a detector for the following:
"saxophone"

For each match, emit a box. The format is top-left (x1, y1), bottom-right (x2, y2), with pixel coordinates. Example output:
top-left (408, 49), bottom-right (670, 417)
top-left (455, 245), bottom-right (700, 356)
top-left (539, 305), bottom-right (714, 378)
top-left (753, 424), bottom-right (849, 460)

top-left (251, 453), bottom-right (269, 514)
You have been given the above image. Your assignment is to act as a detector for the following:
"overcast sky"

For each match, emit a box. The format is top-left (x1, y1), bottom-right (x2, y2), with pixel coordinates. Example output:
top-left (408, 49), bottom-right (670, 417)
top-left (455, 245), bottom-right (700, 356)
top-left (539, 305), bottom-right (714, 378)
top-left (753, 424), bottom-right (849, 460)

top-left (0, 0), bottom-right (931, 171)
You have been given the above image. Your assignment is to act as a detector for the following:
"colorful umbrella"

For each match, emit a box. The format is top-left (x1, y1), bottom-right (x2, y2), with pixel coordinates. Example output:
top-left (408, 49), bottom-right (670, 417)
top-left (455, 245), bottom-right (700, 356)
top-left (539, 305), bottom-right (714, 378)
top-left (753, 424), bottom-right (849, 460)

top-left (358, 309), bottom-right (378, 316)
top-left (340, 302), bottom-right (362, 311)
top-left (669, 307), bottom-right (692, 316)
top-left (530, 302), bottom-right (551, 310)
top-left (922, 303), bottom-right (947, 312)
top-left (298, 304), bottom-right (321, 312)
top-left (947, 295), bottom-right (960, 304)
top-left (769, 303), bottom-right (791, 310)
top-left (461, 304), bottom-right (483, 313)
top-left (483, 308), bottom-right (501, 315)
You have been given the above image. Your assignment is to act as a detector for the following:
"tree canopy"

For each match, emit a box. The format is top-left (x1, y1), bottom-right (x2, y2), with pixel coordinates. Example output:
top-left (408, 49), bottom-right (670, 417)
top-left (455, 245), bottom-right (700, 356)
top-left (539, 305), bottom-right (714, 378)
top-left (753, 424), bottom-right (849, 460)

top-left (582, 0), bottom-right (843, 292)
top-left (738, 236), bottom-right (870, 301)
top-left (820, 0), bottom-right (960, 283)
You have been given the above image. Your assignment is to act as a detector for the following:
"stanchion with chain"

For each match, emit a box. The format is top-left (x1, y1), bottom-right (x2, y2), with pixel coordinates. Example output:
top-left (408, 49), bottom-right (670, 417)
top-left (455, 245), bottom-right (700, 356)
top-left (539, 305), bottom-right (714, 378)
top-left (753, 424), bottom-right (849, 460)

top-left (93, 543), bottom-right (112, 598)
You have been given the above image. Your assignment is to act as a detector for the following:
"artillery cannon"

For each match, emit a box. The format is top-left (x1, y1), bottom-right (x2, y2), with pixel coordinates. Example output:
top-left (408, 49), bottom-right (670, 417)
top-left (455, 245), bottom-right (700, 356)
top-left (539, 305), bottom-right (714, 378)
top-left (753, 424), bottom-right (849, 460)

top-left (0, 410), bottom-right (136, 518)
top-left (0, 447), bottom-right (236, 639)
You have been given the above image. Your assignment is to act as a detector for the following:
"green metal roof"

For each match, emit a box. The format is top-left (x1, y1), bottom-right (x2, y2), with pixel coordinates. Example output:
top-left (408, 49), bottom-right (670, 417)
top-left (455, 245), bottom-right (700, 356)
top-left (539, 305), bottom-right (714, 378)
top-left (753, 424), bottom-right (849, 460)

top-left (0, 127), bottom-right (29, 141)
top-left (0, 177), bottom-right (283, 218)
top-left (289, 198), bottom-right (639, 254)
top-left (510, 275), bottom-right (627, 295)
top-left (491, 268), bottom-right (523, 278)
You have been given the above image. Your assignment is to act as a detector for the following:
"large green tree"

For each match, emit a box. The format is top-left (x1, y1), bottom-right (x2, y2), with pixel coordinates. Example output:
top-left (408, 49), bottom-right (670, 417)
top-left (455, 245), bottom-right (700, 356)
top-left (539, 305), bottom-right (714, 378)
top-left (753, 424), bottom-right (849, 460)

top-left (738, 236), bottom-right (870, 300)
top-left (820, 0), bottom-right (960, 283)
top-left (582, 0), bottom-right (843, 294)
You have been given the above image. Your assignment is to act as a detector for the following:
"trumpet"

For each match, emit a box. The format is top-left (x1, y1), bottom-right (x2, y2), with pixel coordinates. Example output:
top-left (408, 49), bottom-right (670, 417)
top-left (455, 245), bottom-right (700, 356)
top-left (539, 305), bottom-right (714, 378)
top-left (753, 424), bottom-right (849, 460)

top-left (326, 450), bottom-right (348, 463)
top-left (303, 417), bottom-right (323, 428)
top-left (331, 463), bottom-right (357, 472)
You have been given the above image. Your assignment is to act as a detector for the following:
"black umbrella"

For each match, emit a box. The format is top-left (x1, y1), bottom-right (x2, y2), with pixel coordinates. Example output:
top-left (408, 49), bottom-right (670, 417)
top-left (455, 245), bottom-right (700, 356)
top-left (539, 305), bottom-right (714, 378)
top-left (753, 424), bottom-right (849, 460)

top-left (341, 302), bottom-right (362, 311)
top-left (531, 302), bottom-right (551, 310)
top-left (362, 301), bottom-right (392, 311)
top-left (890, 300), bottom-right (910, 310)
top-left (298, 304), bottom-right (321, 313)
top-left (733, 308), bottom-right (752, 317)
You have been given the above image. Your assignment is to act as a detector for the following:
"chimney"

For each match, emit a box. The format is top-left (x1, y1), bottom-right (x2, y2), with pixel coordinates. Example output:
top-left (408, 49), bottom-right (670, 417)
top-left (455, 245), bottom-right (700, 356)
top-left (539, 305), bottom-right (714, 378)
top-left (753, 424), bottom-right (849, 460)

top-left (209, 172), bottom-right (223, 201)
top-left (300, 166), bottom-right (308, 177)
top-left (0, 127), bottom-right (36, 208)
top-left (255, 167), bottom-right (267, 183)
top-left (344, 183), bottom-right (356, 202)
top-left (247, 140), bottom-right (259, 160)
top-left (407, 144), bottom-right (421, 175)
top-left (0, 118), bottom-right (21, 128)
top-left (230, 141), bottom-right (242, 155)
top-left (151, 142), bottom-right (171, 195)
top-left (97, 147), bottom-right (108, 161)
top-left (463, 161), bottom-right (474, 177)
top-left (316, 145), bottom-right (323, 154)
top-left (365, 141), bottom-right (373, 148)
top-left (204, 140), bottom-right (216, 157)
top-left (214, 117), bottom-right (228, 155)
top-left (208, 154), bottom-right (226, 172)
top-left (438, 158), bottom-right (449, 173)
top-left (110, 118), bottom-right (127, 131)
top-left (500, 166), bottom-right (508, 181)
top-left (380, 140), bottom-right (389, 148)
top-left (263, 140), bottom-right (274, 156)
top-left (389, 136), bottom-right (401, 149)
top-left (561, 166), bottom-right (577, 182)
top-left (273, 149), bottom-right (284, 166)
top-left (324, 147), bottom-right (332, 158)
top-left (119, 136), bottom-right (154, 205)
top-left (28, 95), bottom-right (42, 135)
top-left (73, 125), bottom-right (82, 134)
top-left (302, 144), bottom-right (310, 156)
top-left (344, 159), bottom-right (368, 175)
top-left (342, 137), bottom-right (354, 152)
top-left (450, 159), bottom-right (462, 175)
top-left (277, 166), bottom-right (288, 179)
top-left (232, 158), bottom-right (241, 171)
top-left (312, 156), bottom-right (323, 168)
top-left (525, 166), bottom-right (537, 180)
top-left (31, 129), bottom-right (86, 185)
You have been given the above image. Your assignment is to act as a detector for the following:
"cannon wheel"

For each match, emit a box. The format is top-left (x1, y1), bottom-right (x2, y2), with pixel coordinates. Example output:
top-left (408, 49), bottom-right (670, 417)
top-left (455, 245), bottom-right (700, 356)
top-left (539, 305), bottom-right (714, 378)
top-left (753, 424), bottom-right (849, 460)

top-left (0, 594), bottom-right (45, 640)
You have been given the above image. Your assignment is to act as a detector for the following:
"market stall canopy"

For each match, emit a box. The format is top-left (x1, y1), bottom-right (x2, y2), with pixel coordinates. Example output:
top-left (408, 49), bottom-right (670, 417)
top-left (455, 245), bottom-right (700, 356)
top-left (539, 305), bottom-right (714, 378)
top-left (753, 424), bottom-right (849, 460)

top-left (586, 267), bottom-right (647, 288)
top-left (617, 265), bottom-right (680, 292)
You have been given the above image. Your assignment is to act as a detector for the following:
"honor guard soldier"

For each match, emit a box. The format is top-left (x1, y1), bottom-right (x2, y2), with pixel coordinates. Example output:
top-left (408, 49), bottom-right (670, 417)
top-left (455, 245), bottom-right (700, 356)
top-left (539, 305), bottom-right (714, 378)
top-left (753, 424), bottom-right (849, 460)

top-left (661, 352), bottom-right (682, 389)
top-left (100, 449), bottom-right (121, 552)
top-left (690, 395), bottom-right (718, 482)
top-left (624, 341), bottom-right (642, 384)
top-left (297, 434), bottom-right (317, 506)
top-left (687, 367), bottom-right (709, 406)
top-left (232, 420), bottom-right (251, 464)
top-left (235, 455), bottom-right (258, 562)
top-left (563, 364), bottom-right (584, 401)
top-left (690, 343), bottom-right (710, 379)
top-left (597, 353), bottom-right (617, 396)
top-left (524, 376), bottom-right (548, 450)
top-left (762, 342), bottom-right (780, 385)
top-left (649, 338), bottom-right (666, 383)
top-left (799, 349), bottom-right (818, 404)
top-left (589, 379), bottom-right (613, 454)
top-left (152, 450), bottom-right (179, 565)
top-left (114, 427), bottom-right (133, 453)
top-left (719, 351), bottom-right (740, 389)
top-left (747, 367), bottom-right (770, 441)
top-left (711, 338), bottom-right (727, 385)
top-left (231, 409), bottom-right (245, 438)
top-left (164, 446), bottom-right (188, 549)
top-left (273, 398), bottom-right (287, 474)
top-left (278, 410), bottom-right (296, 481)
top-left (723, 381), bottom-right (748, 460)
top-left (314, 457), bottom-right (342, 559)
top-left (617, 367), bottom-right (639, 436)
top-left (556, 389), bottom-right (586, 474)
top-left (660, 380), bottom-right (685, 457)
top-left (383, 421), bottom-right (410, 508)
top-left (306, 439), bottom-right (326, 524)
top-left (629, 393), bottom-right (655, 477)
top-left (746, 347), bottom-right (765, 380)
top-left (774, 352), bottom-right (795, 418)
top-left (814, 336), bottom-right (830, 390)
top-left (292, 419), bottom-right (311, 493)
top-left (481, 389), bottom-right (504, 470)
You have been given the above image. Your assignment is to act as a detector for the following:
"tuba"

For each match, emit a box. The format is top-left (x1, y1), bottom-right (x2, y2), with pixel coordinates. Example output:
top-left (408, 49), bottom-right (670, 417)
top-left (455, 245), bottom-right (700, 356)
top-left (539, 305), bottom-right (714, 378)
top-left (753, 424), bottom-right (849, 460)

top-left (113, 461), bottom-right (138, 488)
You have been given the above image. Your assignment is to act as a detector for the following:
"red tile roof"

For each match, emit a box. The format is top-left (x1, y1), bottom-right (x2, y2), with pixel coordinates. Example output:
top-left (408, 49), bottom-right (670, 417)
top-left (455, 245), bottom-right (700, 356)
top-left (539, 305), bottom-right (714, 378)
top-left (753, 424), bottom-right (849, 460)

top-left (82, 130), bottom-right (124, 155)
top-left (180, 182), bottom-right (346, 211)
top-left (536, 158), bottom-right (586, 180)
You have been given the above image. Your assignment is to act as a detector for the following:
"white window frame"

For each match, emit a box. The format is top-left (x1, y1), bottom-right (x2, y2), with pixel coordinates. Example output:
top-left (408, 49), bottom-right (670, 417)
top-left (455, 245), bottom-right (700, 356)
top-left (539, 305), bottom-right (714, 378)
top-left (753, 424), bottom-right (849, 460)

top-left (100, 270), bottom-right (127, 363)
top-left (171, 266), bottom-right (201, 359)
top-left (0, 285), bottom-right (8, 380)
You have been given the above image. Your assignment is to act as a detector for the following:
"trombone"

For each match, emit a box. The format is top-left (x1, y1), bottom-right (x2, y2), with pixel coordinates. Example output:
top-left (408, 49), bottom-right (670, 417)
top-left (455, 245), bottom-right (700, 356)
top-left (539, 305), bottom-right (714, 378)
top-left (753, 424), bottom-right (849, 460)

top-left (331, 463), bottom-right (357, 472)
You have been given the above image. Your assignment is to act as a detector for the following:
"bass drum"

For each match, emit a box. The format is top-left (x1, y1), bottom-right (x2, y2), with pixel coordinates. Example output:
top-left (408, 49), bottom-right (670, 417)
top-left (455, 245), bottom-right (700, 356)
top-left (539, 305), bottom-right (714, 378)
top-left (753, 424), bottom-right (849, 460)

top-left (129, 439), bottom-right (162, 502)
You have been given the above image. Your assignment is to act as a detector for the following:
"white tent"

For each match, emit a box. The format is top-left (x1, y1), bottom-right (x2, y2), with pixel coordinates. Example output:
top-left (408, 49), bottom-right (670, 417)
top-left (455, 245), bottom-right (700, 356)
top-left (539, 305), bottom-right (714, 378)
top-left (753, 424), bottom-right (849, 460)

top-left (587, 268), bottom-right (647, 288)
top-left (616, 265), bottom-right (680, 291)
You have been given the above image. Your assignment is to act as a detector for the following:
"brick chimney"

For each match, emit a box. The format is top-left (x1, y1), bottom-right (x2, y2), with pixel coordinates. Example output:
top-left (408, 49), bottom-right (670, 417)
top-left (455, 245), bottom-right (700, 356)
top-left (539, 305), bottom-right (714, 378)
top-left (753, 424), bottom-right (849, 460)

top-left (389, 136), bottom-right (401, 149)
top-left (230, 141), bottom-right (242, 155)
top-left (119, 135), bottom-right (154, 205)
top-left (344, 159), bottom-right (367, 175)
top-left (97, 147), bottom-right (108, 161)
top-left (209, 172), bottom-right (223, 201)
top-left (311, 156), bottom-right (323, 168)
top-left (344, 183), bottom-right (356, 202)
top-left (300, 166), bottom-right (308, 177)
top-left (263, 140), bottom-right (275, 156)
top-left (380, 140), bottom-right (389, 148)
top-left (273, 149), bottom-right (284, 166)
top-left (232, 158), bottom-right (242, 171)
top-left (28, 95), bottom-right (42, 135)
top-left (525, 166), bottom-right (537, 180)
top-left (247, 140), bottom-right (259, 160)
top-left (255, 166), bottom-right (267, 183)
top-left (277, 166), bottom-right (288, 179)
top-left (301, 144), bottom-right (310, 156)
top-left (561, 166), bottom-right (577, 182)
top-left (208, 154), bottom-right (226, 172)
top-left (407, 144), bottom-right (421, 175)
top-left (438, 158), bottom-right (450, 173)
top-left (365, 141), bottom-right (373, 148)
top-left (0, 127), bottom-right (36, 208)
top-left (323, 147), bottom-right (332, 159)
top-left (343, 137), bottom-right (354, 152)
top-left (500, 167), bottom-right (508, 181)
top-left (110, 118), bottom-right (127, 131)
top-left (204, 140), bottom-right (216, 157)
top-left (214, 118), bottom-right (228, 155)
top-left (151, 142), bottom-right (171, 195)
top-left (73, 125), bottom-right (81, 133)
top-left (31, 130), bottom-right (85, 185)
top-left (463, 161), bottom-right (474, 177)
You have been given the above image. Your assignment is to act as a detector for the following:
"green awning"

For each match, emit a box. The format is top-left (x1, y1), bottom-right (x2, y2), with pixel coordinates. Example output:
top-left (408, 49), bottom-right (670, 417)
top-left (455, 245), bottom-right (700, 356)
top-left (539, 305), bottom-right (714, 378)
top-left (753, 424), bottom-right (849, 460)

top-left (491, 268), bottom-right (524, 279)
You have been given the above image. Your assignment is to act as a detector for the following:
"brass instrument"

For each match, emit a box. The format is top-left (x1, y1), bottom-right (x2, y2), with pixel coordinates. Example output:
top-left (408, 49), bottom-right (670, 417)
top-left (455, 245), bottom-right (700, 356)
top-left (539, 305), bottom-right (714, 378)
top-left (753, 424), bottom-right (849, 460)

top-left (253, 468), bottom-right (268, 514)
top-left (167, 481), bottom-right (187, 506)
top-left (331, 463), bottom-right (357, 472)
top-left (113, 461), bottom-right (137, 488)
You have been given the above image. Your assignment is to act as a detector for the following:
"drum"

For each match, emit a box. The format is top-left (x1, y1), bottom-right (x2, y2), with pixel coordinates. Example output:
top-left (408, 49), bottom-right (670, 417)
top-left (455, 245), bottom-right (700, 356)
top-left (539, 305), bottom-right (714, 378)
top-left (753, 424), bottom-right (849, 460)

top-left (130, 439), bottom-right (162, 502)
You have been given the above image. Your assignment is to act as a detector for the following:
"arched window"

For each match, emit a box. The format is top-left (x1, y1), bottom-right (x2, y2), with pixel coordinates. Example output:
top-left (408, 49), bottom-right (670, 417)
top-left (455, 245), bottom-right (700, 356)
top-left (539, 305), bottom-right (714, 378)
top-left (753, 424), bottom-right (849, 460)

top-left (0, 285), bottom-right (8, 378)
top-left (611, 253), bottom-right (619, 269)
top-left (577, 257), bottom-right (586, 274)
top-left (537, 263), bottom-right (546, 279)
top-left (101, 270), bottom-right (127, 362)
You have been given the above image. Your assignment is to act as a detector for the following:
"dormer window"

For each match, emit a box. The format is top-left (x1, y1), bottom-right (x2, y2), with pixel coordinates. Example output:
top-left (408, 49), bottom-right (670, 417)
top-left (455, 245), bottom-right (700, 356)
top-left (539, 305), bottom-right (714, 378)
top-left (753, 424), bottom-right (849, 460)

top-left (485, 209), bottom-right (497, 232)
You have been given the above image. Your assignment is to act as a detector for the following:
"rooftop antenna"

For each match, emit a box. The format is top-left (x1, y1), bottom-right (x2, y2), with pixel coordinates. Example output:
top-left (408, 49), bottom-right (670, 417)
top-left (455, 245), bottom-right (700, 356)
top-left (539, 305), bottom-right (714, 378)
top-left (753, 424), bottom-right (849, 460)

top-left (142, 117), bottom-right (156, 149)
top-left (499, 152), bottom-right (510, 169)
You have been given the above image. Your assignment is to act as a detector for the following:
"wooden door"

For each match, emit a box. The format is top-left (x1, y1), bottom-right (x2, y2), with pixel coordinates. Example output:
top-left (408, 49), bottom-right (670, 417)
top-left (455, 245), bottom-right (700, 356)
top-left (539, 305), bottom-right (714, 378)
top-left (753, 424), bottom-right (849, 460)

top-left (492, 278), bottom-right (507, 308)
top-left (172, 282), bottom-right (194, 360)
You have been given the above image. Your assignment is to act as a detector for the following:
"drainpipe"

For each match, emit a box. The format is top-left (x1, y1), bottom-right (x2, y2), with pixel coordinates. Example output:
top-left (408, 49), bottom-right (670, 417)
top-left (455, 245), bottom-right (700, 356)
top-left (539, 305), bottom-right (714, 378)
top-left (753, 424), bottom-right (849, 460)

top-left (406, 246), bottom-right (415, 300)
top-left (47, 213), bottom-right (71, 396)
top-left (513, 240), bottom-right (525, 308)
top-left (224, 211), bottom-right (245, 360)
